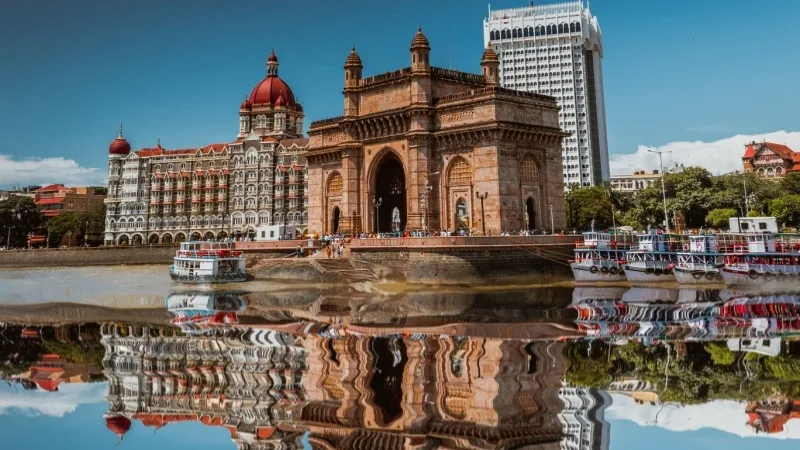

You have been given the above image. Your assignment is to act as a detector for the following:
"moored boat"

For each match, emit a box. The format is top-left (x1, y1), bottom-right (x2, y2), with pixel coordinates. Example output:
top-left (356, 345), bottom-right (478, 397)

top-left (570, 231), bottom-right (630, 282)
top-left (623, 229), bottom-right (681, 283)
top-left (721, 233), bottom-right (800, 286)
top-left (170, 241), bottom-right (247, 283)
top-left (673, 235), bottom-right (727, 285)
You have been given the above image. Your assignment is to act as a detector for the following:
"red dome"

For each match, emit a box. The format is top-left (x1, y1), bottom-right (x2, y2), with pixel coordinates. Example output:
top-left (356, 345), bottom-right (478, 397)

top-left (109, 137), bottom-right (131, 155)
top-left (105, 416), bottom-right (132, 435)
top-left (109, 124), bottom-right (131, 155)
top-left (240, 99), bottom-right (251, 110)
top-left (267, 50), bottom-right (278, 63)
top-left (248, 76), bottom-right (296, 107)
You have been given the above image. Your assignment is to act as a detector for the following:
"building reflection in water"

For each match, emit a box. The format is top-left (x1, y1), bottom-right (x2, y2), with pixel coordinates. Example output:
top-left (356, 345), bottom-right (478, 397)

top-left (80, 287), bottom-right (800, 448)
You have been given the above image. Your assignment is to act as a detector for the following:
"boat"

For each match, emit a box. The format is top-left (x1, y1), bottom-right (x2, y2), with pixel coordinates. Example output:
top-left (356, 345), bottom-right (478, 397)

top-left (673, 235), bottom-right (727, 284)
top-left (170, 241), bottom-right (247, 283)
top-left (623, 229), bottom-right (682, 283)
top-left (720, 233), bottom-right (800, 286)
top-left (165, 292), bottom-right (247, 334)
top-left (570, 231), bottom-right (630, 282)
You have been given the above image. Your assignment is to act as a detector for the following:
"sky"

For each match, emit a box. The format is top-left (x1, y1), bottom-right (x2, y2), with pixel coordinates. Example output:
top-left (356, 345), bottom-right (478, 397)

top-left (1, 0), bottom-right (799, 188)
top-left (1, 384), bottom-right (798, 449)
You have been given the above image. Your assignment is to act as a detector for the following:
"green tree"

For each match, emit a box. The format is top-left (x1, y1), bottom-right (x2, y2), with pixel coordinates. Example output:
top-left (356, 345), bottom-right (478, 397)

top-left (705, 208), bottom-right (737, 228)
top-left (565, 186), bottom-right (613, 231)
top-left (770, 195), bottom-right (800, 228)
top-left (780, 171), bottom-right (800, 195)
top-left (90, 186), bottom-right (108, 195)
top-left (0, 196), bottom-right (44, 248)
top-left (704, 342), bottom-right (736, 365)
top-left (45, 212), bottom-right (82, 246)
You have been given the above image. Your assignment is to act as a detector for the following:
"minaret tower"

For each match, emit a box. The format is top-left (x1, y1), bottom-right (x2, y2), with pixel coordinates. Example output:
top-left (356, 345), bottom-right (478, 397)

top-left (480, 46), bottom-right (500, 86)
top-left (409, 27), bottom-right (432, 105)
top-left (343, 47), bottom-right (362, 117)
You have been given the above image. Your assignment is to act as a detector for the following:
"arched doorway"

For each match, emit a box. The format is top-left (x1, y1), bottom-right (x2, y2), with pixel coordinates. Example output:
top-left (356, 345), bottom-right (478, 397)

top-left (132, 234), bottom-right (143, 246)
top-left (174, 233), bottom-right (186, 243)
top-left (148, 233), bottom-right (159, 244)
top-left (117, 235), bottom-right (129, 246)
top-left (373, 154), bottom-right (405, 232)
top-left (526, 197), bottom-right (536, 231)
top-left (204, 231), bottom-right (215, 241)
top-left (190, 232), bottom-right (202, 241)
top-left (217, 231), bottom-right (228, 240)
top-left (162, 233), bottom-right (173, 244)
top-left (455, 197), bottom-right (469, 231)
top-left (331, 207), bottom-right (341, 234)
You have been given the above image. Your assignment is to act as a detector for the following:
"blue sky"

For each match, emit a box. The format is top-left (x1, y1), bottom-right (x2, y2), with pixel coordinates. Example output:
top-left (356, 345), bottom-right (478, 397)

top-left (1, 0), bottom-right (798, 187)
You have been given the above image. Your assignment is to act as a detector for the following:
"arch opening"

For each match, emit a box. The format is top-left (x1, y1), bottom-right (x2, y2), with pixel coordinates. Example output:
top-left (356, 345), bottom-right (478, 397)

top-left (132, 235), bottom-right (143, 246)
top-left (526, 197), bottom-right (536, 231)
top-left (332, 207), bottom-right (341, 234)
top-left (373, 154), bottom-right (406, 232)
top-left (161, 233), bottom-right (173, 244)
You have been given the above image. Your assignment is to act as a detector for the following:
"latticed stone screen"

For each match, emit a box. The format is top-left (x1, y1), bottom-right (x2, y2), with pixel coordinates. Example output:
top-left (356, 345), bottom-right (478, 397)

top-left (448, 158), bottom-right (472, 185)
top-left (327, 173), bottom-right (343, 195)
top-left (521, 157), bottom-right (539, 182)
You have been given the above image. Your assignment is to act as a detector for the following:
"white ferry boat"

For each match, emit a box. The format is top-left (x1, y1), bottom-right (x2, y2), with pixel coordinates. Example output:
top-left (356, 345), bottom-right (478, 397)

top-left (721, 233), bottom-right (800, 285)
top-left (623, 229), bottom-right (682, 283)
top-left (674, 235), bottom-right (726, 284)
top-left (570, 231), bottom-right (630, 282)
top-left (165, 292), bottom-right (247, 334)
top-left (170, 241), bottom-right (247, 283)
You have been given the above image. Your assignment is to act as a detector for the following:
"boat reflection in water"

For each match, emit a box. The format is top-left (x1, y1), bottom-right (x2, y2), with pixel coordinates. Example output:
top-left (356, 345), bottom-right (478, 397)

top-left (3, 286), bottom-right (800, 449)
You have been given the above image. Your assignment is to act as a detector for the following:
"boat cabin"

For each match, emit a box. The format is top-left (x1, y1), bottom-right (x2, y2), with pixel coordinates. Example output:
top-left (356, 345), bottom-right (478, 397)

top-left (637, 229), bottom-right (668, 252)
top-left (582, 232), bottom-right (612, 249)
top-left (745, 233), bottom-right (776, 253)
top-left (688, 235), bottom-right (718, 253)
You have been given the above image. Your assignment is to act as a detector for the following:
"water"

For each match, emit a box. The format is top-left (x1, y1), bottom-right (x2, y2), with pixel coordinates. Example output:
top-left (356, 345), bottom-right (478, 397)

top-left (1, 267), bottom-right (800, 449)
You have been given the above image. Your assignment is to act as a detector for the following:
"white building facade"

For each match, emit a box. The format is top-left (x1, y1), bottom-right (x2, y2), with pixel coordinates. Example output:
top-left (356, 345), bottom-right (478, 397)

top-left (483, 0), bottom-right (609, 189)
top-left (104, 52), bottom-right (309, 246)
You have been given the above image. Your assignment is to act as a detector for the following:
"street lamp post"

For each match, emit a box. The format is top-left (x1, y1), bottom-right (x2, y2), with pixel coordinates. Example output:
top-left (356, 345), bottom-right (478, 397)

top-left (6, 226), bottom-right (14, 249)
top-left (84, 221), bottom-right (89, 247)
top-left (475, 191), bottom-right (488, 236)
top-left (66, 230), bottom-right (72, 248)
top-left (373, 196), bottom-right (383, 233)
top-left (647, 148), bottom-right (671, 232)
top-left (549, 204), bottom-right (555, 235)
top-left (742, 171), bottom-right (750, 215)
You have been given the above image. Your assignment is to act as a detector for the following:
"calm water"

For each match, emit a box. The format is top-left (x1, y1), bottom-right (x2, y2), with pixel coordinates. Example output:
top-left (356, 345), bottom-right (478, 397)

top-left (1, 269), bottom-right (800, 449)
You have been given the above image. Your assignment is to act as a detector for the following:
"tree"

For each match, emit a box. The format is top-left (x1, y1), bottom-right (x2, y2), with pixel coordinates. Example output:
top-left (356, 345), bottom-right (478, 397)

top-left (770, 195), bottom-right (800, 228)
top-left (780, 172), bottom-right (800, 195)
top-left (45, 212), bottom-right (82, 246)
top-left (0, 196), bottom-right (44, 248)
top-left (704, 342), bottom-right (736, 365)
top-left (705, 208), bottom-right (737, 228)
top-left (565, 186), bottom-right (613, 231)
top-left (90, 186), bottom-right (108, 195)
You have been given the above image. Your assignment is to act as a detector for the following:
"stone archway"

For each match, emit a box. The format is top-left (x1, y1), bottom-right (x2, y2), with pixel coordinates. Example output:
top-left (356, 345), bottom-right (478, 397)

top-left (161, 233), bottom-right (173, 244)
top-left (132, 234), bottom-right (143, 246)
top-left (372, 153), bottom-right (406, 232)
top-left (331, 207), bottom-right (341, 234)
top-left (526, 197), bottom-right (536, 231)
top-left (117, 234), bottom-right (130, 246)
top-left (148, 233), bottom-right (159, 244)
top-left (203, 231), bottom-right (215, 241)
top-left (174, 232), bottom-right (186, 243)
top-left (190, 232), bottom-right (202, 241)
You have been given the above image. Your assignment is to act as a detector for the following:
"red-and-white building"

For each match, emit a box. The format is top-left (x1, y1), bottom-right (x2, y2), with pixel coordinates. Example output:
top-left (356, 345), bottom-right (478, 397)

top-left (104, 51), bottom-right (309, 246)
top-left (742, 141), bottom-right (799, 179)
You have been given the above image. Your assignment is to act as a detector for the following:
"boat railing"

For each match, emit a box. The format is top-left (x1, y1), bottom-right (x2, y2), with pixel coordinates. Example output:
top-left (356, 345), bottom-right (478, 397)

top-left (176, 249), bottom-right (243, 259)
top-left (574, 241), bottom-right (634, 250)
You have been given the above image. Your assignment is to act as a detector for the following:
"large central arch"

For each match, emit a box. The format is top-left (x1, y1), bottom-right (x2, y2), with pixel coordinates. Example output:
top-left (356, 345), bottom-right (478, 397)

top-left (372, 153), bottom-right (406, 232)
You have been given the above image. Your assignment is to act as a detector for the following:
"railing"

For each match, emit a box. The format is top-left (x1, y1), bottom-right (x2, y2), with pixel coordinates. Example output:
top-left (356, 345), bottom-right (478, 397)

top-left (348, 235), bottom-right (579, 248)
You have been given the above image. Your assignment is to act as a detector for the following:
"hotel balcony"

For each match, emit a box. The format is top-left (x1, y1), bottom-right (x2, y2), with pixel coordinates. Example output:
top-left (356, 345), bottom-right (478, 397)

top-left (176, 184), bottom-right (186, 190)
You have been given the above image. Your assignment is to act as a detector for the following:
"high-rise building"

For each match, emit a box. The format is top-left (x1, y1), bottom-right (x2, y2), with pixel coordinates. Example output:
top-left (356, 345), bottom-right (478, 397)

top-left (483, 0), bottom-right (609, 189)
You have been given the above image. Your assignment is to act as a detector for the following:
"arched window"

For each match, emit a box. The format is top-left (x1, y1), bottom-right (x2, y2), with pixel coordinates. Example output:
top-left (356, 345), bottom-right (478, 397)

top-left (767, 167), bottom-right (775, 177)
top-left (535, 26), bottom-right (543, 36)
top-left (547, 24), bottom-right (555, 35)
top-left (448, 157), bottom-right (472, 186)
top-left (776, 167), bottom-right (783, 176)
top-left (502, 28), bottom-right (510, 39)
top-left (575, 22), bottom-right (581, 32)
top-left (246, 148), bottom-right (258, 165)
top-left (558, 24), bottom-right (564, 33)
top-left (327, 172), bottom-right (343, 195)
top-left (758, 168), bottom-right (766, 176)
top-left (521, 156), bottom-right (540, 182)
top-left (569, 23), bottom-right (576, 33)
top-left (525, 26), bottom-right (533, 37)
top-left (490, 30), bottom-right (498, 40)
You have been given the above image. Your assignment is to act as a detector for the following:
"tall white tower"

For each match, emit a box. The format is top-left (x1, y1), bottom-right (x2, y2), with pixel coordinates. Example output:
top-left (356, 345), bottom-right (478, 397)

top-left (483, 0), bottom-right (609, 189)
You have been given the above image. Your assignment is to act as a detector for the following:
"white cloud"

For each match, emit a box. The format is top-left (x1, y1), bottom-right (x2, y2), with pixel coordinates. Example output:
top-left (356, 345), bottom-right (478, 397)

top-left (607, 393), bottom-right (800, 440)
top-left (610, 131), bottom-right (800, 176)
top-left (0, 154), bottom-right (106, 188)
top-left (0, 382), bottom-right (107, 417)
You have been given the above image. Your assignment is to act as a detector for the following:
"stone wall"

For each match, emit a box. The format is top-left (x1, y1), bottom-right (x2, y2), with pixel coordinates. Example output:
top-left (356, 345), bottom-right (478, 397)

top-left (351, 243), bottom-right (574, 284)
top-left (0, 246), bottom-right (177, 268)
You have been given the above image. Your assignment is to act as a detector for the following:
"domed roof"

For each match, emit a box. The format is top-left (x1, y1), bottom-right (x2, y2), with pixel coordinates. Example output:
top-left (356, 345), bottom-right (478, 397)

top-left (249, 51), bottom-right (297, 107)
top-left (274, 92), bottom-right (286, 107)
top-left (344, 46), bottom-right (362, 67)
top-left (249, 76), bottom-right (295, 107)
top-left (105, 415), bottom-right (132, 436)
top-left (240, 98), bottom-right (251, 110)
top-left (481, 46), bottom-right (499, 64)
top-left (109, 124), bottom-right (131, 155)
top-left (410, 26), bottom-right (430, 50)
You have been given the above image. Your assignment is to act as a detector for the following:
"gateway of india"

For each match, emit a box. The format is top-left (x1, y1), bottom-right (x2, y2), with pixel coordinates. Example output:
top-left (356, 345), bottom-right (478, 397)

top-left (305, 28), bottom-right (567, 235)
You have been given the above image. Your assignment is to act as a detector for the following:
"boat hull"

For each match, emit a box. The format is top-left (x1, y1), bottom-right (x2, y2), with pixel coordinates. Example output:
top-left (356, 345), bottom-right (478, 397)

top-left (170, 272), bottom-right (248, 284)
top-left (673, 267), bottom-right (723, 285)
top-left (720, 267), bottom-right (800, 286)
top-left (571, 264), bottom-right (626, 282)
top-left (623, 265), bottom-right (676, 283)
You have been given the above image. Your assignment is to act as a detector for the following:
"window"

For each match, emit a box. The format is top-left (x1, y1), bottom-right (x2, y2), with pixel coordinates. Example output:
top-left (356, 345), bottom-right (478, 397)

top-left (448, 157), bottom-right (472, 186)
top-left (327, 172), bottom-right (343, 195)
